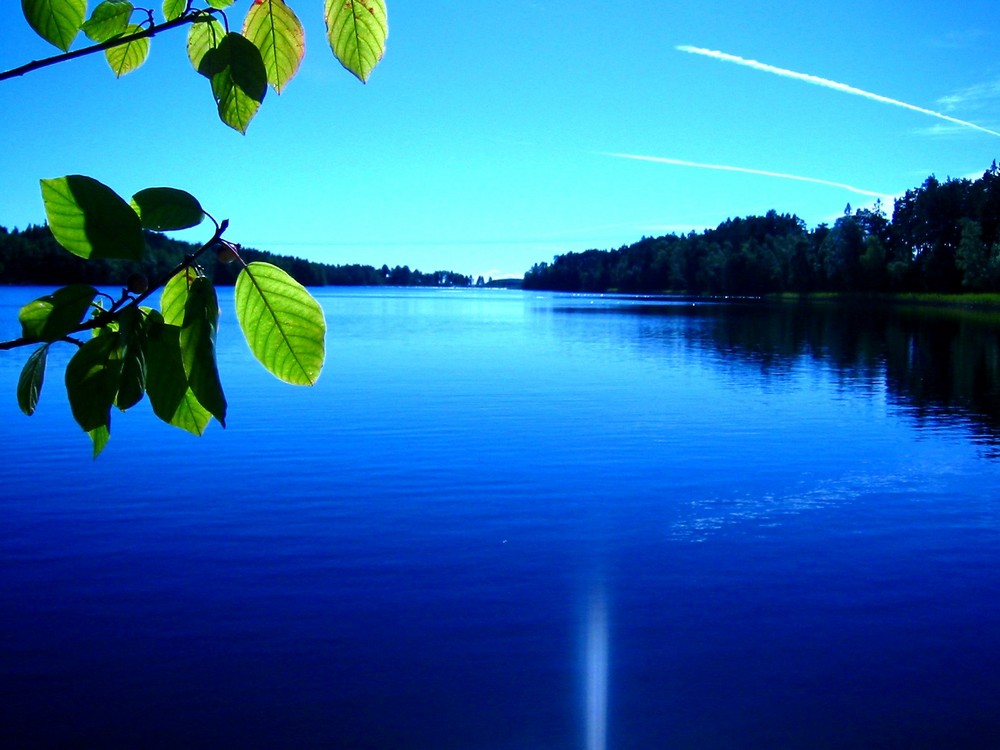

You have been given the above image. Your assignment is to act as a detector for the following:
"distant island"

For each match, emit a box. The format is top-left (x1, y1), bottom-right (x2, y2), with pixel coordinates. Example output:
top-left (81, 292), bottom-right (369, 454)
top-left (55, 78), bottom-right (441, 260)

top-left (524, 164), bottom-right (1000, 297)
top-left (0, 224), bottom-right (517, 289)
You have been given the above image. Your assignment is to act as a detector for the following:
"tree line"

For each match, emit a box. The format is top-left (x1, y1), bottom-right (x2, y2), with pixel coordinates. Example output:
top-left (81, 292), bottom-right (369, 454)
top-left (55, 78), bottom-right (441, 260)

top-left (523, 164), bottom-right (1000, 296)
top-left (0, 224), bottom-right (473, 288)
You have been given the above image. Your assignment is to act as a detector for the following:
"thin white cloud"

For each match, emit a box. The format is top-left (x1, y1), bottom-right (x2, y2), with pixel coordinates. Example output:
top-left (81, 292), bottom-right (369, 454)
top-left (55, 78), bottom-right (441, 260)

top-left (937, 80), bottom-right (1000, 113)
top-left (917, 122), bottom-right (982, 139)
top-left (604, 152), bottom-right (896, 201)
top-left (677, 45), bottom-right (1000, 138)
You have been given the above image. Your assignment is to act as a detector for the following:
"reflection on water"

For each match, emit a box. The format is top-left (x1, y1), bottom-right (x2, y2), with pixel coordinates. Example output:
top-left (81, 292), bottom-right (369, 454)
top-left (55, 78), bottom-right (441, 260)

top-left (584, 581), bottom-right (608, 750)
top-left (547, 296), bottom-right (1000, 454)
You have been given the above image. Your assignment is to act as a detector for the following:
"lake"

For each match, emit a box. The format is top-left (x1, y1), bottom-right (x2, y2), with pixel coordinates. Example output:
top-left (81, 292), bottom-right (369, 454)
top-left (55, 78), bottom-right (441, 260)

top-left (1, 287), bottom-right (1000, 749)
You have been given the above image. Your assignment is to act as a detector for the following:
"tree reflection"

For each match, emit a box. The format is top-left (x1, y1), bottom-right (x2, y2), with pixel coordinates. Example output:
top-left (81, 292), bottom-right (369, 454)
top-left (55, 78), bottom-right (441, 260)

top-left (558, 298), bottom-right (1000, 455)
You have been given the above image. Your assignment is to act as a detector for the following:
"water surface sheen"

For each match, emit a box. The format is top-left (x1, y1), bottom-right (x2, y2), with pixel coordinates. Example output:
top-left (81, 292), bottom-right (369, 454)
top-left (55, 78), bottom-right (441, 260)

top-left (1, 288), bottom-right (999, 749)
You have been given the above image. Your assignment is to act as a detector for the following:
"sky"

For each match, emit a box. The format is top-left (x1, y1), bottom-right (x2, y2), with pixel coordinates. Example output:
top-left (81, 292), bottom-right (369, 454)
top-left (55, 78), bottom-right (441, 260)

top-left (2, 1), bottom-right (1000, 279)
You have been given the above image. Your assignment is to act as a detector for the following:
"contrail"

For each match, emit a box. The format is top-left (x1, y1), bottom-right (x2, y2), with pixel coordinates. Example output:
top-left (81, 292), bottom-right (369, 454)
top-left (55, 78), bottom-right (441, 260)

top-left (677, 45), bottom-right (1000, 138)
top-left (604, 152), bottom-right (896, 200)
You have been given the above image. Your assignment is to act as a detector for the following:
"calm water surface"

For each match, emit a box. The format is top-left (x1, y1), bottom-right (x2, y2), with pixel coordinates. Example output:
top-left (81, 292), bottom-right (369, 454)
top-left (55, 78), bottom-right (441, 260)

top-left (1, 288), bottom-right (999, 749)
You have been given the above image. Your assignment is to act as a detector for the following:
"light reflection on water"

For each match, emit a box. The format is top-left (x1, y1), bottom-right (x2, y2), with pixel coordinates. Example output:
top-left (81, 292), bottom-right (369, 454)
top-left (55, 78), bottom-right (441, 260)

top-left (584, 581), bottom-right (609, 750)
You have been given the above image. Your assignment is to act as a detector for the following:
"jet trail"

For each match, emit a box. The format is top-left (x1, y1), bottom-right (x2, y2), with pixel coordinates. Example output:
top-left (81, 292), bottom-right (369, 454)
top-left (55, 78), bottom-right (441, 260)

top-left (605, 152), bottom-right (895, 200)
top-left (677, 45), bottom-right (1000, 138)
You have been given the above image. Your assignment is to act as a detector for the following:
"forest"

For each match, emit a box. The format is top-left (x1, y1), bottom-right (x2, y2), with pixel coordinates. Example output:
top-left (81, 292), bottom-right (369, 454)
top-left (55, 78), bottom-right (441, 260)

top-left (524, 164), bottom-right (1000, 296)
top-left (0, 224), bottom-right (474, 288)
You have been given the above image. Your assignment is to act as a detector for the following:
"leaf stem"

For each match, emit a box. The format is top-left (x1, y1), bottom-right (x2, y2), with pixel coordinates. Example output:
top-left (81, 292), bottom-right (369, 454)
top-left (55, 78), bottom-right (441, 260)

top-left (0, 12), bottom-right (204, 82)
top-left (120, 218), bottom-right (230, 310)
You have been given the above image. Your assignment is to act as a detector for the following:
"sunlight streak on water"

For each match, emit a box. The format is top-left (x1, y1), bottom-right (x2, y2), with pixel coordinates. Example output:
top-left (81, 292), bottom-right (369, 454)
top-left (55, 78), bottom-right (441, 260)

top-left (585, 584), bottom-right (609, 750)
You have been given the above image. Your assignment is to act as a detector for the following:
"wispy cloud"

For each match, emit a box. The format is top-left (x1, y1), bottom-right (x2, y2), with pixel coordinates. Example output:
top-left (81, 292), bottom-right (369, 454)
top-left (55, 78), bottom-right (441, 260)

top-left (677, 45), bottom-right (1000, 138)
top-left (937, 80), bottom-right (1000, 113)
top-left (930, 29), bottom-right (988, 51)
top-left (604, 152), bottom-right (896, 200)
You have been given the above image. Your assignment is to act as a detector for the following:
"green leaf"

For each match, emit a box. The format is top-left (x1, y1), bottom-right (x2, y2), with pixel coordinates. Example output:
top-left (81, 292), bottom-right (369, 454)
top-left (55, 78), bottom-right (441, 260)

top-left (235, 262), bottom-right (326, 385)
top-left (82, 1), bottom-right (133, 42)
top-left (131, 188), bottom-right (204, 231)
top-left (324, 0), bottom-right (387, 83)
top-left (199, 32), bottom-right (268, 133)
top-left (115, 306), bottom-right (147, 410)
top-left (145, 310), bottom-right (212, 435)
top-left (105, 23), bottom-right (150, 77)
top-left (162, 0), bottom-right (186, 21)
top-left (18, 284), bottom-right (98, 342)
top-left (160, 267), bottom-right (197, 326)
top-left (17, 345), bottom-right (49, 416)
top-left (89, 424), bottom-right (111, 458)
top-left (243, 0), bottom-right (305, 94)
top-left (187, 15), bottom-right (226, 71)
top-left (205, 0), bottom-right (234, 8)
top-left (40, 176), bottom-right (144, 261)
top-left (163, 273), bottom-right (227, 425)
top-left (182, 277), bottom-right (227, 425)
top-left (65, 332), bottom-right (121, 439)
top-left (21, 0), bottom-right (87, 51)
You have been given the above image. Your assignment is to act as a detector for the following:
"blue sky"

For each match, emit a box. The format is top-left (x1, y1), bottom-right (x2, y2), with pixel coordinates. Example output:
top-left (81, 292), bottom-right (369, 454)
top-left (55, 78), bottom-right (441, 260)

top-left (2, 1), bottom-right (1000, 279)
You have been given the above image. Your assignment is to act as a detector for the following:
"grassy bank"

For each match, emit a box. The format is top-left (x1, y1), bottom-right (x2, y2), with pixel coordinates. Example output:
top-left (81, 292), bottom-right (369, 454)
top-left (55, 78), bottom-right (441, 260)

top-left (769, 291), bottom-right (1000, 310)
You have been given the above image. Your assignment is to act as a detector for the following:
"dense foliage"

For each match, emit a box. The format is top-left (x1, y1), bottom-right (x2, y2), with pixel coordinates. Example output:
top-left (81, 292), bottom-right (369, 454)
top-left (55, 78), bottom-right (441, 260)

top-left (524, 165), bottom-right (1000, 296)
top-left (2, 0), bottom-right (390, 456)
top-left (0, 225), bottom-right (473, 288)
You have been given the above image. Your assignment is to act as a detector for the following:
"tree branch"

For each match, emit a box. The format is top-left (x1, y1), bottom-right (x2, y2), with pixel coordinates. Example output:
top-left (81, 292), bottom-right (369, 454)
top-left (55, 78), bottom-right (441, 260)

top-left (0, 336), bottom-right (41, 352)
top-left (0, 13), bottom-right (205, 83)
top-left (0, 218), bottom-right (229, 352)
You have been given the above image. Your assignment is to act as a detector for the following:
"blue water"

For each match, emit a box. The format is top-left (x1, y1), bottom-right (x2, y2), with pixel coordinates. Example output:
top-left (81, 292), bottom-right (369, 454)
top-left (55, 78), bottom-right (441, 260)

top-left (1, 288), bottom-right (999, 748)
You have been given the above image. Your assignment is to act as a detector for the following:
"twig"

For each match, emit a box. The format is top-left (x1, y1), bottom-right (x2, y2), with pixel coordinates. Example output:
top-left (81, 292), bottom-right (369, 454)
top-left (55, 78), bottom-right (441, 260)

top-left (0, 218), bottom-right (229, 351)
top-left (0, 13), bottom-right (204, 83)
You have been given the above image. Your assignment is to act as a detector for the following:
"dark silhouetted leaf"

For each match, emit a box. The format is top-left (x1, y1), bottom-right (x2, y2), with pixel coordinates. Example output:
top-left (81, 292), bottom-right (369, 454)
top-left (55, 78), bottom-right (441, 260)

top-left (65, 332), bottom-right (121, 451)
top-left (145, 310), bottom-right (212, 435)
top-left (17, 345), bottom-right (49, 416)
top-left (181, 277), bottom-right (226, 425)
top-left (115, 306), bottom-right (147, 410)
top-left (199, 32), bottom-right (268, 133)
top-left (18, 284), bottom-right (98, 342)
top-left (131, 187), bottom-right (204, 231)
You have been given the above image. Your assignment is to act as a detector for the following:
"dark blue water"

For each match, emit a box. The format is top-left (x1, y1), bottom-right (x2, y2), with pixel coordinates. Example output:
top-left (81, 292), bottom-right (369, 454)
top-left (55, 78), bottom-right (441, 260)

top-left (2, 288), bottom-right (1000, 748)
